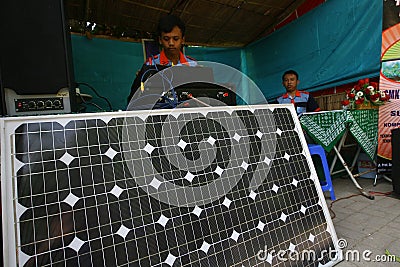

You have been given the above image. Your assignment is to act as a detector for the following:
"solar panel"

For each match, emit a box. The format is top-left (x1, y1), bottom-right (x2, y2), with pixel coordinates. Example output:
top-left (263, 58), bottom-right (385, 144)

top-left (1, 104), bottom-right (342, 266)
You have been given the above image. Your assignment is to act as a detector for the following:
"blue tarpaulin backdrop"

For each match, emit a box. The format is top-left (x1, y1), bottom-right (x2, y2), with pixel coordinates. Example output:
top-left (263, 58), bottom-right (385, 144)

top-left (71, 37), bottom-right (144, 111)
top-left (245, 0), bottom-right (382, 101)
top-left (71, 0), bottom-right (383, 111)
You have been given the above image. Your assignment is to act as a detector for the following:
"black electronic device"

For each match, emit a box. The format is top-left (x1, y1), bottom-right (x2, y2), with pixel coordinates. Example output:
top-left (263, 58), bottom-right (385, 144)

top-left (392, 128), bottom-right (400, 194)
top-left (0, 70), bottom-right (5, 116)
top-left (0, 0), bottom-right (76, 116)
top-left (128, 65), bottom-right (237, 109)
top-left (175, 82), bottom-right (236, 106)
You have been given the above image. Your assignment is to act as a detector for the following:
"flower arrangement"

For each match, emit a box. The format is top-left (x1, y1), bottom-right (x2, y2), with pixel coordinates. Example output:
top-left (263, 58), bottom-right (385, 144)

top-left (342, 78), bottom-right (390, 109)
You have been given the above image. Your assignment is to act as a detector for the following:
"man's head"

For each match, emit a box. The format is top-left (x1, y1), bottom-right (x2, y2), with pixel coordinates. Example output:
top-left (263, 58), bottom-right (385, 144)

top-left (157, 15), bottom-right (185, 61)
top-left (282, 70), bottom-right (299, 94)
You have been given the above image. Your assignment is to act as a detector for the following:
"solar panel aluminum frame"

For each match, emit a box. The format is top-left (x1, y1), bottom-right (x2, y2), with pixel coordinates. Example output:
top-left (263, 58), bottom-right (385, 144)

top-left (0, 104), bottom-right (343, 266)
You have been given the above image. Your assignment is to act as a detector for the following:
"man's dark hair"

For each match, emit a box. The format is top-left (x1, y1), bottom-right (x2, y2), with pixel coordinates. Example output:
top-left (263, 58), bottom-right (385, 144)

top-left (282, 70), bottom-right (299, 81)
top-left (157, 15), bottom-right (186, 37)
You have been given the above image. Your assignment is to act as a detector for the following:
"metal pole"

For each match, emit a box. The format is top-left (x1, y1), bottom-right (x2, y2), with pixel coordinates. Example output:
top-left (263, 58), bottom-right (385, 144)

top-left (333, 146), bottom-right (374, 200)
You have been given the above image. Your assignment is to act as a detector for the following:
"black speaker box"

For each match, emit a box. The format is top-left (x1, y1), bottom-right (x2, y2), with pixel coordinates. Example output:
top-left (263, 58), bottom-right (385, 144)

top-left (0, 0), bottom-right (76, 116)
top-left (0, 71), bottom-right (5, 116)
top-left (392, 128), bottom-right (400, 194)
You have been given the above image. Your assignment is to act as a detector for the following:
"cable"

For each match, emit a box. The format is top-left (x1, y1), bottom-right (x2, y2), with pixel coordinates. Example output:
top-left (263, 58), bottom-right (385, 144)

top-left (328, 190), bottom-right (394, 219)
top-left (76, 82), bottom-right (113, 111)
top-left (135, 64), bottom-right (180, 109)
top-left (86, 102), bottom-right (105, 111)
top-left (77, 93), bottom-right (105, 112)
top-left (157, 65), bottom-right (178, 107)
top-left (183, 92), bottom-right (211, 107)
top-left (368, 190), bottom-right (393, 196)
top-left (328, 193), bottom-right (362, 219)
top-left (129, 94), bottom-right (166, 105)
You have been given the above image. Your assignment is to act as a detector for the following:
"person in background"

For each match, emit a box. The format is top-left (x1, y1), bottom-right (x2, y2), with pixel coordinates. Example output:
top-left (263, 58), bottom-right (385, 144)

top-left (278, 70), bottom-right (326, 182)
top-left (277, 70), bottom-right (320, 115)
top-left (127, 14), bottom-right (196, 103)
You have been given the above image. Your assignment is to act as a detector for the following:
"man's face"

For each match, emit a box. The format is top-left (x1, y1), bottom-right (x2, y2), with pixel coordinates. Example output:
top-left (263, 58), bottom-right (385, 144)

top-left (282, 74), bottom-right (299, 93)
top-left (159, 26), bottom-right (184, 58)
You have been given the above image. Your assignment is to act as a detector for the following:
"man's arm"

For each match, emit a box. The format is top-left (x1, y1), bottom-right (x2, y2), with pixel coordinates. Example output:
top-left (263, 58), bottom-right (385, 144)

top-left (307, 95), bottom-right (321, 112)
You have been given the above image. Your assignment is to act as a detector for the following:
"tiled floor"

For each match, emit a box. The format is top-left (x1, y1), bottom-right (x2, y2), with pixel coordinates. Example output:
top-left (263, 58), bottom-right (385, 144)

top-left (325, 175), bottom-right (400, 266)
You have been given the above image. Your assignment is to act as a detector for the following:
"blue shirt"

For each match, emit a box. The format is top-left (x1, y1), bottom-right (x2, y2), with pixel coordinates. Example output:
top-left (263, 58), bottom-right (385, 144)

top-left (277, 90), bottom-right (320, 115)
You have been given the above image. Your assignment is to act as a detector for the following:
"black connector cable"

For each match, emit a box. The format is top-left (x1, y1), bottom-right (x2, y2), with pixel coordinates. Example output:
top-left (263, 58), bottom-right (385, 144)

top-left (76, 92), bottom-right (105, 112)
top-left (76, 82), bottom-right (113, 111)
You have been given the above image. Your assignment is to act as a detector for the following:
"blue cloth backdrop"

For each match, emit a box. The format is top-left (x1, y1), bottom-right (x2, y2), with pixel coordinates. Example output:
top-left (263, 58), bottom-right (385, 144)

top-left (71, 36), bottom-right (144, 111)
top-left (245, 0), bottom-right (383, 101)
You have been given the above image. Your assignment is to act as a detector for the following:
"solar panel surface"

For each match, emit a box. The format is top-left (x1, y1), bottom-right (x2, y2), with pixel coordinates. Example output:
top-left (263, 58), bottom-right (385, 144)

top-left (0, 104), bottom-right (342, 266)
